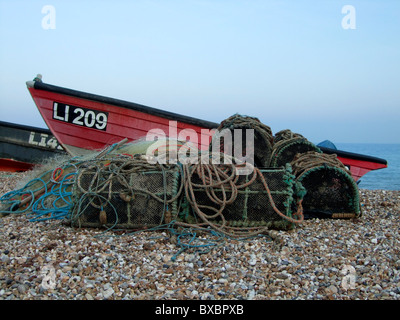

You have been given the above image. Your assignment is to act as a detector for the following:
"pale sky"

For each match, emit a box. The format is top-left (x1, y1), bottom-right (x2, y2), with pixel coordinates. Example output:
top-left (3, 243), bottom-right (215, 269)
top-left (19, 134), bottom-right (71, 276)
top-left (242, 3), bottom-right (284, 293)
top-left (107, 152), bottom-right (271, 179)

top-left (1, 0), bottom-right (399, 144)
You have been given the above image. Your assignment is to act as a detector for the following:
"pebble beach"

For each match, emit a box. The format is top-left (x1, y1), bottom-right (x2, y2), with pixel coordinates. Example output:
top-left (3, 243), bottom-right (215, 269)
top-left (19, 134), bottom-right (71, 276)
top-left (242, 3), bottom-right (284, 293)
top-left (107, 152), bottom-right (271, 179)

top-left (0, 172), bottom-right (399, 301)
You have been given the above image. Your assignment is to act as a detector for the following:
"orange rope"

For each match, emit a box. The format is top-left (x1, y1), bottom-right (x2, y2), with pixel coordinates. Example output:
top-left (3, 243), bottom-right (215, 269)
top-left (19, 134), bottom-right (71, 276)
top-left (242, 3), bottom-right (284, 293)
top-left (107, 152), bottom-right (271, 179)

top-left (52, 167), bottom-right (63, 182)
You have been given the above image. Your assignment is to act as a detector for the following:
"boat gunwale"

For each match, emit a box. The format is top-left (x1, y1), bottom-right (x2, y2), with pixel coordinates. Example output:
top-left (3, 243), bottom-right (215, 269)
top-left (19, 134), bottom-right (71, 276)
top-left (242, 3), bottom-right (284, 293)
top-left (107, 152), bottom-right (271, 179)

top-left (0, 120), bottom-right (53, 135)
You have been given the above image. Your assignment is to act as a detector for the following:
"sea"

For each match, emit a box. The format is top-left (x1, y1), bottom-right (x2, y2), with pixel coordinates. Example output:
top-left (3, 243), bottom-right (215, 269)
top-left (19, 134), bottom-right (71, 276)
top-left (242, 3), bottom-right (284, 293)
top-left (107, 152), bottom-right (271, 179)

top-left (333, 143), bottom-right (400, 191)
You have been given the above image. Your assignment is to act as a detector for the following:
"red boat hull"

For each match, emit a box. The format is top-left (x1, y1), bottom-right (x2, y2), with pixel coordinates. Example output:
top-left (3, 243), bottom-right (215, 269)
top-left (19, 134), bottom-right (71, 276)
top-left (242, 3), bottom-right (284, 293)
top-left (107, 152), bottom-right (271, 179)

top-left (27, 82), bottom-right (216, 156)
top-left (337, 155), bottom-right (387, 181)
top-left (0, 159), bottom-right (34, 172)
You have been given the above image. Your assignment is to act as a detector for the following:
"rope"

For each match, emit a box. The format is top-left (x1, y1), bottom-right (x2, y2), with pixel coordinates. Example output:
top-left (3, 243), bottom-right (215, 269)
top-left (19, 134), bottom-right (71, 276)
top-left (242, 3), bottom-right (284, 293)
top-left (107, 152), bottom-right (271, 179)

top-left (291, 151), bottom-right (352, 177)
top-left (273, 129), bottom-right (304, 144)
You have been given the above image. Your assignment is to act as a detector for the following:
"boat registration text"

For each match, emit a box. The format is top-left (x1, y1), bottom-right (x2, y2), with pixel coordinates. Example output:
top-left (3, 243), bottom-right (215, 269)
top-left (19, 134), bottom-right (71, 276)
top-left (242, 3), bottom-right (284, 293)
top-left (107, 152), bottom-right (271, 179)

top-left (53, 102), bottom-right (108, 131)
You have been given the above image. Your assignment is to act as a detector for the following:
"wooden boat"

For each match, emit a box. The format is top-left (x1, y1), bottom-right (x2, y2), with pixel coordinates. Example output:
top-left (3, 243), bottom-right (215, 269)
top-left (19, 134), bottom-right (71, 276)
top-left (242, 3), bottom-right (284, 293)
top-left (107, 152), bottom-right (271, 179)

top-left (0, 120), bottom-right (65, 172)
top-left (26, 76), bottom-right (387, 180)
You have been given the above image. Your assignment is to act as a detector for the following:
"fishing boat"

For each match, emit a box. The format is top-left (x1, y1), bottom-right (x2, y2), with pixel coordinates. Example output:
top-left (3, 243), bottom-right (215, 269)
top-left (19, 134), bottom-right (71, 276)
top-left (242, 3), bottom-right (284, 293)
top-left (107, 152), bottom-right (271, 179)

top-left (317, 141), bottom-right (388, 181)
top-left (0, 120), bottom-right (65, 172)
top-left (26, 75), bottom-right (387, 180)
top-left (26, 76), bottom-right (217, 156)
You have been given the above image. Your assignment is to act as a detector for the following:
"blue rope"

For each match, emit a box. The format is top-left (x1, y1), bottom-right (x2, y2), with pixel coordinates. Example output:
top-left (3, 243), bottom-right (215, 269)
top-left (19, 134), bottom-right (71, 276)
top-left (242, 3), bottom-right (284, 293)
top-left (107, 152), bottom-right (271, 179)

top-left (0, 168), bottom-right (77, 221)
top-left (0, 176), bottom-right (48, 215)
top-left (27, 172), bottom-right (77, 222)
top-left (171, 227), bottom-right (224, 261)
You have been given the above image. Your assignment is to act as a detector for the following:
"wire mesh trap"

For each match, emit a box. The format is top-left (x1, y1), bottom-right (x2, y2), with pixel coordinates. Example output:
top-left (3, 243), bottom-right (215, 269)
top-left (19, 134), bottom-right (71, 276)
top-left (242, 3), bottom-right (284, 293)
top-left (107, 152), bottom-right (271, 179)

top-left (269, 129), bottom-right (322, 167)
top-left (182, 162), bottom-right (305, 237)
top-left (69, 158), bottom-right (182, 229)
top-left (291, 151), bottom-right (361, 219)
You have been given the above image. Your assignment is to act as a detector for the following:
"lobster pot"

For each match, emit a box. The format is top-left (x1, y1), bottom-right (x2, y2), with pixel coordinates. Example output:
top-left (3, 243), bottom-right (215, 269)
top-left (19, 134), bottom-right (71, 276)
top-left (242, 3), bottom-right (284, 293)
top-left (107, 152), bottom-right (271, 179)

top-left (269, 130), bottom-right (322, 167)
top-left (269, 138), bottom-right (321, 167)
top-left (186, 165), bottom-right (304, 230)
top-left (292, 153), bottom-right (361, 219)
top-left (211, 114), bottom-right (274, 167)
top-left (70, 164), bottom-right (181, 229)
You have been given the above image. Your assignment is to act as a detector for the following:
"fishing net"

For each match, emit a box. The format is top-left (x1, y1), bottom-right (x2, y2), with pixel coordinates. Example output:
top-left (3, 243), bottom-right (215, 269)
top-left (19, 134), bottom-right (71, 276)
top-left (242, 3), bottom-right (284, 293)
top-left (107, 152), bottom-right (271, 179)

top-left (0, 139), bottom-right (184, 224)
top-left (211, 114), bottom-right (274, 167)
top-left (269, 129), bottom-right (322, 167)
top-left (1, 122), bottom-right (360, 245)
top-left (182, 159), bottom-right (306, 236)
top-left (291, 151), bottom-right (361, 219)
